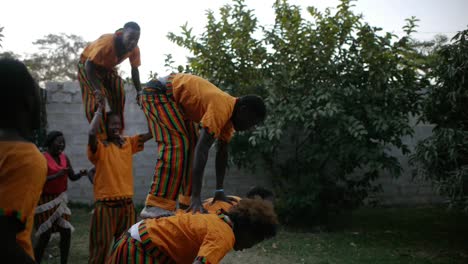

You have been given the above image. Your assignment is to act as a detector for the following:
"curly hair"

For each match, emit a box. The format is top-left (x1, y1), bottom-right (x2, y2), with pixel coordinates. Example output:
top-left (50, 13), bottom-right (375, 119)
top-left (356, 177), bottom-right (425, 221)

top-left (227, 198), bottom-right (278, 240)
top-left (246, 186), bottom-right (274, 200)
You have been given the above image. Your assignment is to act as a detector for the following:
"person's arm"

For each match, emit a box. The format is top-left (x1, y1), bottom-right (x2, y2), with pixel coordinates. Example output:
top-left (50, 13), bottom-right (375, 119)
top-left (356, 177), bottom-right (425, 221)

top-left (139, 131), bottom-right (152, 144)
top-left (187, 128), bottom-right (215, 214)
top-left (0, 217), bottom-right (35, 264)
top-left (46, 169), bottom-right (68, 181)
top-left (85, 60), bottom-right (104, 100)
top-left (65, 156), bottom-right (87, 181)
top-left (131, 67), bottom-right (141, 92)
top-left (88, 99), bottom-right (104, 154)
top-left (211, 140), bottom-right (236, 204)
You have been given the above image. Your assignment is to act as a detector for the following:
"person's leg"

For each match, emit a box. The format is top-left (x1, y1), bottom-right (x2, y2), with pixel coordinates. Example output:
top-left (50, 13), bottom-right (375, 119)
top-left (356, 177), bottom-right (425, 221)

top-left (77, 62), bottom-right (107, 137)
top-left (34, 230), bottom-right (51, 263)
top-left (178, 121), bottom-right (200, 209)
top-left (114, 200), bottom-right (136, 241)
top-left (140, 90), bottom-right (191, 218)
top-left (58, 227), bottom-right (71, 264)
top-left (88, 202), bottom-right (115, 264)
top-left (102, 69), bottom-right (126, 130)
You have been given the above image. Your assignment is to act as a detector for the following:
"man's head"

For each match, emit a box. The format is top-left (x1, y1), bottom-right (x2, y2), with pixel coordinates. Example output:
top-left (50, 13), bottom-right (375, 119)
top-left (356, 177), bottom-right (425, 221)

top-left (45, 131), bottom-right (65, 156)
top-left (227, 198), bottom-right (278, 251)
top-left (122, 22), bottom-right (140, 52)
top-left (105, 112), bottom-right (123, 140)
top-left (0, 58), bottom-right (41, 138)
top-left (246, 186), bottom-right (275, 203)
top-left (231, 95), bottom-right (266, 131)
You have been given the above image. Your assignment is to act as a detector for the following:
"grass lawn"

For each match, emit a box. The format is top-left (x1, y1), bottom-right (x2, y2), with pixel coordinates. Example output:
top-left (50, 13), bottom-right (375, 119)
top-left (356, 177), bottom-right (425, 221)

top-left (40, 206), bottom-right (468, 264)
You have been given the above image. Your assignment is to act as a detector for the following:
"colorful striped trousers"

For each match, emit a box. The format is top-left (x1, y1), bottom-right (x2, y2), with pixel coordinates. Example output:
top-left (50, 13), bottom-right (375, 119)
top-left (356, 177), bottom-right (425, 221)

top-left (89, 199), bottom-right (136, 264)
top-left (140, 75), bottom-right (199, 211)
top-left (107, 222), bottom-right (175, 264)
top-left (77, 62), bottom-right (126, 136)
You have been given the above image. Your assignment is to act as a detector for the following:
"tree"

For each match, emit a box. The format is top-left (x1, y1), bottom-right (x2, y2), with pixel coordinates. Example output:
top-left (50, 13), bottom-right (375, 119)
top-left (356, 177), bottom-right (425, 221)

top-left (410, 29), bottom-right (468, 211)
top-left (24, 33), bottom-right (88, 82)
top-left (169, 0), bottom-right (426, 224)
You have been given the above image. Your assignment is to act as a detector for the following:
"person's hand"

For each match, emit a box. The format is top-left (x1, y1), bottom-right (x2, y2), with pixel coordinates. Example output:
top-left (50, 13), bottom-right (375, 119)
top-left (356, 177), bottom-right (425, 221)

top-left (186, 197), bottom-right (207, 214)
top-left (93, 89), bottom-right (104, 102)
top-left (78, 169), bottom-right (88, 177)
top-left (211, 191), bottom-right (237, 205)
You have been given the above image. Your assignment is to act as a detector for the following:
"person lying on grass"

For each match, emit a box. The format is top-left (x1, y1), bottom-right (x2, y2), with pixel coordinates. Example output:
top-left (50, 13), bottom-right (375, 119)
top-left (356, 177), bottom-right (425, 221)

top-left (108, 198), bottom-right (278, 264)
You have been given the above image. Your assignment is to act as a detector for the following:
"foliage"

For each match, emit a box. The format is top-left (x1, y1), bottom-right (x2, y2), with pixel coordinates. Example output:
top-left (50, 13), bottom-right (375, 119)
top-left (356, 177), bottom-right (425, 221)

top-left (410, 29), bottom-right (468, 211)
top-left (169, 0), bottom-right (426, 224)
top-left (24, 33), bottom-right (88, 82)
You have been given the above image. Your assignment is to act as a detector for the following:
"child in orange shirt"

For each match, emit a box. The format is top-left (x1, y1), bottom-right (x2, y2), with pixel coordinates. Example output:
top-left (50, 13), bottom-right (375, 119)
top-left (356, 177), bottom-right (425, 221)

top-left (108, 198), bottom-right (278, 264)
top-left (87, 99), bottom-right (152, 264)
top-left (0, 58), bottom-right (48, 263)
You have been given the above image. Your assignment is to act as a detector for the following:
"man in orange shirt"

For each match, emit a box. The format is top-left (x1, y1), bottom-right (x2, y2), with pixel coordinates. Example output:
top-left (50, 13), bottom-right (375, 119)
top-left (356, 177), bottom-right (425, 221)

top-left (78, 21), bottom-right (142, 137)
top-left (87, 99), bottom-right (152, 263)
top-left (140, 74), bottom-right (267, 218)
top-left (0, 58), bottom-right (48, 263)
top-left (109, 198), bottom-right (278, 264)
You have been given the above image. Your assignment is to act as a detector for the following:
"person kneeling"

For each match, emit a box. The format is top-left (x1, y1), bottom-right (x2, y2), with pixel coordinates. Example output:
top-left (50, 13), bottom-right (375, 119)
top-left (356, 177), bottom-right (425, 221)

top-left (108, 198), bottom-right (278, 264)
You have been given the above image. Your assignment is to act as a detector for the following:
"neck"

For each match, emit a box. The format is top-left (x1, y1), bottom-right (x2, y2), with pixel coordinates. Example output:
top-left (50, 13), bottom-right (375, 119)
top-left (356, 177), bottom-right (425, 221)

top-left (0, 129), bottom-right (27, 142)
top-left (114, 35), bottom-right (127, 57)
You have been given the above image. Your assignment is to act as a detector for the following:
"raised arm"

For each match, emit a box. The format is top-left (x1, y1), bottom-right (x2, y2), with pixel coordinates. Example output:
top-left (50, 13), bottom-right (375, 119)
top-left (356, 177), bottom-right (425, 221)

top-left (187, 128), bottom-right (215, 214)
top-left (88, 99), bottom-right (104, 154)
top-left (139, 131), bottom-right (152, 144)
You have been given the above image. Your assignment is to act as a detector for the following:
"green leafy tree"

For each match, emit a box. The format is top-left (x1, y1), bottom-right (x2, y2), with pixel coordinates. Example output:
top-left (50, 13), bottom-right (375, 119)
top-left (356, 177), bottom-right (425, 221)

top-left (411, 29), bottom-right (468, 211)
top-left (169, 0), bottom-right (426, 224)
top-left (25, 33), bottom-right (88, 82)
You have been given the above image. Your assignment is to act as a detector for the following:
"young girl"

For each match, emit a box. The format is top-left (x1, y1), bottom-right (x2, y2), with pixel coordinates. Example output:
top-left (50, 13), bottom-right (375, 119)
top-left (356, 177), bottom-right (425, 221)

top-left (108, 198), bottom-right (278, 264)
top-left (33, 131), bottom-right (88, 264)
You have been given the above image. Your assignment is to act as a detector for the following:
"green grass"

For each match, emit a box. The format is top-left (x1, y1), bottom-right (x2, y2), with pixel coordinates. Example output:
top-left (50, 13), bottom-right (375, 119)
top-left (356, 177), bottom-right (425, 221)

top-left (41, 206), bottom-right (468, 264)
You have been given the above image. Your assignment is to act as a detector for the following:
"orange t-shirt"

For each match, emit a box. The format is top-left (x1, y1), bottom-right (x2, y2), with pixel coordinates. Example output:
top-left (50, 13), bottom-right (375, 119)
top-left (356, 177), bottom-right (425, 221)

top-left (203, 196), bottom-right (241, 214)
top-left (87, 136), bottom-right (143, 201)
top-left (0, 141), bottom-right (47, 258)
top-left (80, 32), bottom-right (141, 70)
top-left (145, 213), bottom-right (235, 264)
top-left (172, 74), bottom-right (237, 142)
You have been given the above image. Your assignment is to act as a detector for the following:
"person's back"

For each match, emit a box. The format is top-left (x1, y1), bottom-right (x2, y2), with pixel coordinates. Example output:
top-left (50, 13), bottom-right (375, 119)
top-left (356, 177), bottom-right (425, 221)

top-left (0, 58), bottom-right (47, 263)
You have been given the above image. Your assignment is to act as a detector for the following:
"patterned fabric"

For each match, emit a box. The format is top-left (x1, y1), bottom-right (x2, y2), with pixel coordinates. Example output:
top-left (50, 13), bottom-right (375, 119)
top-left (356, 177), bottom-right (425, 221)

top-left (141, 74), bottom-right (199, 211)
top-left (194, 256), bottom-right (210, 264)
top-left (34, 193), bottom-right (72, 235)
top-left (89, 199), bottom-right (136, 264)
top-left (77, 61), bottom-right (126, 136)
top-left (108, 230), bottom-right (175, 264)
top-left (216, 209), bottom-right (234, 228)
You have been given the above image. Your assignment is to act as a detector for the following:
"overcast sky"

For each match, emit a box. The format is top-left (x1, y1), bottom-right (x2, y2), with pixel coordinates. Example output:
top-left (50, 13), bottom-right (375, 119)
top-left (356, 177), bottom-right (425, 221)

top-left (2, 0), bottom-right (467, 79)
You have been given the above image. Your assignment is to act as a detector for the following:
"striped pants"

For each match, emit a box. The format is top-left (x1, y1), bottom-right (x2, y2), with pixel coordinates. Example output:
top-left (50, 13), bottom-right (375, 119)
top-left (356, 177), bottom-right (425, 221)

top-left (140, 75), bottom-right (198, 211)
top-left (107, 222), bottom-right (175, 264)
top-left (89, 199), bottom-right (136, 264)
top-left (77, 62), bottom-right (126, 136)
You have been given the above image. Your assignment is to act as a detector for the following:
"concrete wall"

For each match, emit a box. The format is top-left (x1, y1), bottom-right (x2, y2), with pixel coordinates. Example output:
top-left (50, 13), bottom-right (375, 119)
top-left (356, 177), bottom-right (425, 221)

top-left (45, 82), bottom-right (271, 205)
top-left (45, 81), bottom-right (443, 206)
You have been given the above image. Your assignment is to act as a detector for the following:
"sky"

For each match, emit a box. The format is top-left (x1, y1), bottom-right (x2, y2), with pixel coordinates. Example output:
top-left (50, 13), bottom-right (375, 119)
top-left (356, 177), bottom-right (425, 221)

top-left (1, 0), bottom-right (467, 79)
